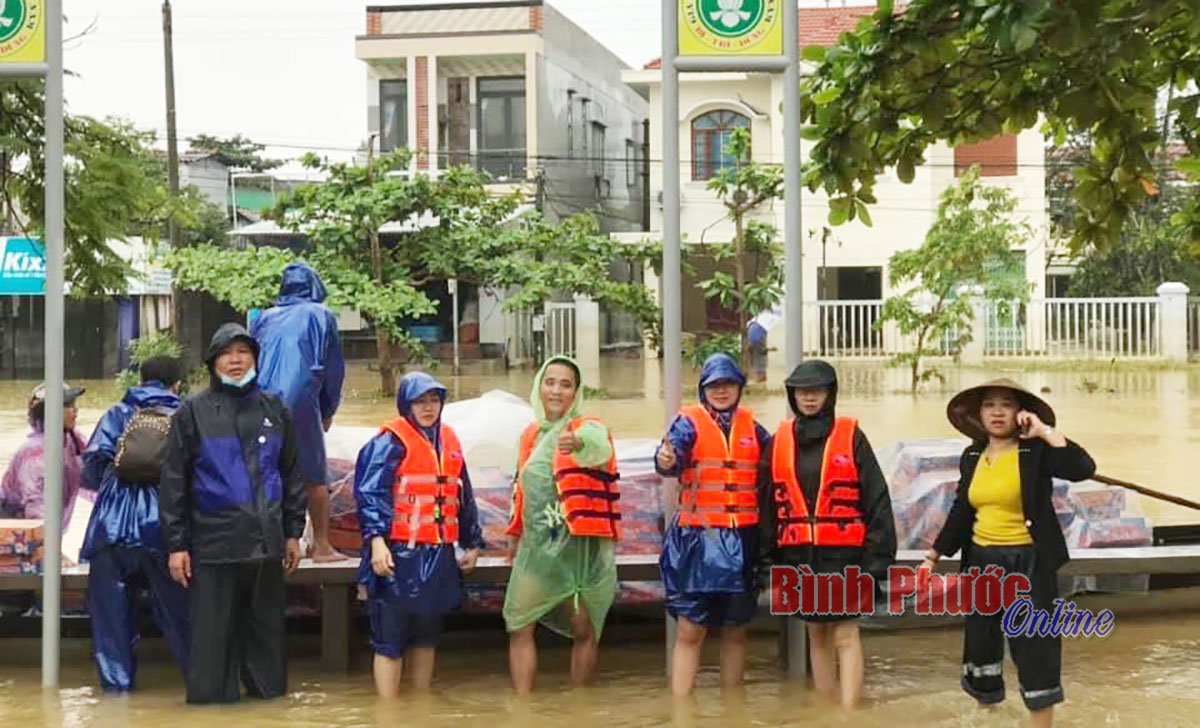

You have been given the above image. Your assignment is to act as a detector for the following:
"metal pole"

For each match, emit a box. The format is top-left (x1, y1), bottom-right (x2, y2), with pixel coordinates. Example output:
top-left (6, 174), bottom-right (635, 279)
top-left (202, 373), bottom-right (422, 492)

top-left (661, 0), bottom-right (681, 675)
top-left (42, 0), bottom-right (65, 689)
top-left (783, 0), bottom-right (804, 370)
top-left (781, 0), bottom-right (808, 678)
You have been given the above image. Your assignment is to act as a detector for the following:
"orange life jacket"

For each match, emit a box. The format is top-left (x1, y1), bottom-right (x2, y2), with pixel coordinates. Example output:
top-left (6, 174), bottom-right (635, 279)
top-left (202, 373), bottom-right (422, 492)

top-left (505, 418), bottom-right (621, 539)
top-left (770, 416), bottom-right (865, 548)
top-left (677, 405), bottom-right (761, 529)
top-left (381, 417), bottom-right (463, 547)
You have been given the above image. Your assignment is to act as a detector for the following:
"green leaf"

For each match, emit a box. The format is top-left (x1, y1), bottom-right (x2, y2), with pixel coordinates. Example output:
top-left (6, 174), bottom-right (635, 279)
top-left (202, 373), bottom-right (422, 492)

top-left (1176, 157), bottom-right (1200, 180)
top-left (801, 45), bottom-right (827, 63)
top-left (855, 201), bottom-right (874, 227)
top-left (811, 86), bottom-right (842, 106)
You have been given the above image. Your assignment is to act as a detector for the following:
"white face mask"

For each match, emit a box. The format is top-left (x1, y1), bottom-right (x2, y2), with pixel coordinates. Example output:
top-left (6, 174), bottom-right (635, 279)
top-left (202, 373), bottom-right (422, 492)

top-left (219, 367), bottom-right (257, 389)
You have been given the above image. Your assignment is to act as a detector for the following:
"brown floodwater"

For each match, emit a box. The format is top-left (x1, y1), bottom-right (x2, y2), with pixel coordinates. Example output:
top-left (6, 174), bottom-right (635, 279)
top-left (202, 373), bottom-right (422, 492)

top-left (1, 357), bottom-right (1198, 726)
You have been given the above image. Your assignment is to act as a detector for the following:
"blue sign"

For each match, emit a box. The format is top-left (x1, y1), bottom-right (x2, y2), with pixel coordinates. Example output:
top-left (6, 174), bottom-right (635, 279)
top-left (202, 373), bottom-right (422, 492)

top-left (0, 237), bottom-right (46, 295)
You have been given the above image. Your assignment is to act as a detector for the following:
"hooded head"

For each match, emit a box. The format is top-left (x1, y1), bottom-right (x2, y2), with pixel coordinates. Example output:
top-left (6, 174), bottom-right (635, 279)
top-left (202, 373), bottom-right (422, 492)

top-left (277, 261), bottom-right (327, 306)
top-left (697, 352), bottom-right (745, 412)
top-left (531, 355), bottom-right (583, 427)
top-left (785, 359), bottom-right (838, 442)
top-left (396, 371), bottom-right (448, 439)
top-left (206, 323), bottom-right (260, 391)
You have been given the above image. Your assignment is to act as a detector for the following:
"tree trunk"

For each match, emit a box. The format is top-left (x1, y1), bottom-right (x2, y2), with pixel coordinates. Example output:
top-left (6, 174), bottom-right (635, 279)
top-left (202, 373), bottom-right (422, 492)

top-left (911, 327), bottom-right (926, 393)
top-left (375, 322), bottom-right (395, 396)
top-left (734, 203), bottom-right (749, 374)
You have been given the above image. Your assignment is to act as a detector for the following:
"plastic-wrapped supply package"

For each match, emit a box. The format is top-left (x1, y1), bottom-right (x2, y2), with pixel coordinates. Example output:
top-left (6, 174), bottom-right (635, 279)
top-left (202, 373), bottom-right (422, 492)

top-left (0, 520), bottom-right (43, 575)
top-left (877, 439), bottom-right (968, 551)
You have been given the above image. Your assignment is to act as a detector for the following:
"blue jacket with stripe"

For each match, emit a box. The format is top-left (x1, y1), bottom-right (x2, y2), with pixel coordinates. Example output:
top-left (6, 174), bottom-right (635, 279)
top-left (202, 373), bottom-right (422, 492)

top-left (159, 324), bottom-right (306, 563)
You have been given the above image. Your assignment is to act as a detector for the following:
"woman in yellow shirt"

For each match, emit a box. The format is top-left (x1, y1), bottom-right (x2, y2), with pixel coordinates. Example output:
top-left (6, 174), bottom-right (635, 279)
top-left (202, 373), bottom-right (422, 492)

top-left (920, 379), bottom-right (1095, 728)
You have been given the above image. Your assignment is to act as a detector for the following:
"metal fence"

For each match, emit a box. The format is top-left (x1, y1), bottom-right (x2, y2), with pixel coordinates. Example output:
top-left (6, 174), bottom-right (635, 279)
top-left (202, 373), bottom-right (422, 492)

top-left (545, 302), bottom-right (577, 358)
top-left (984, 298), bottom-right (1161, 358)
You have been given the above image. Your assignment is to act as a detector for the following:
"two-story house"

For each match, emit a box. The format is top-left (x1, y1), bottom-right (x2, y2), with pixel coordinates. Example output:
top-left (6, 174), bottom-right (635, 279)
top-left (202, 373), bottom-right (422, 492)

top-left (355, 1), bottom-right (651, 360)
top-left (621, 6), bottom-right (1049, 360)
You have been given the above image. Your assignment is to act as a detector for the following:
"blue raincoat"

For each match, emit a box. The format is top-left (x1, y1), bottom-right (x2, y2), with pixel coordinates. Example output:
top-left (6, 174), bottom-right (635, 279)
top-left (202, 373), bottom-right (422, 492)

top-left (656, 354), bottom-right (769, 610)
top-left (354, 372), bottom-right (485, 614)
top-left (80, 382), bottom-right (189, 691)
top-left (251, 262), bottom-right (345, 485)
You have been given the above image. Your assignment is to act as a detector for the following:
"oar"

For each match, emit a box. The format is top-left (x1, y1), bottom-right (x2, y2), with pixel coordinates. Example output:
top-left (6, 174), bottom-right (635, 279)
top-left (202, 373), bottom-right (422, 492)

top-left (1093, 473), bottom-right (1200, 513)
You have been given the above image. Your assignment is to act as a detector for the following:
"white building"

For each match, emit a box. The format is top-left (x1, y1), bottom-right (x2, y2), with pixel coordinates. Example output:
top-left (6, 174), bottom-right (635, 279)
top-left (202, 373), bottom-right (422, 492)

top-left (621, 6), bottom-right (1049, 356)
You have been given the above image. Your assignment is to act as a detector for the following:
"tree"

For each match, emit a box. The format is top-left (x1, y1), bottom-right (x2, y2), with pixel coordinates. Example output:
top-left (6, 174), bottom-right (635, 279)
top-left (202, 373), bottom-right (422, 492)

top-left (1, 81), bottom-right (222, 297)
top-left (188, 133), bottom-right (281, 172)
top-left (798, 0), bottom-right (1200, 251)
top-left (878, 167), bottom-right (1031, 391)
top-left (690, 128), bottom-right (785, 371)
top-left (164, 151), bottom-right (660, 395)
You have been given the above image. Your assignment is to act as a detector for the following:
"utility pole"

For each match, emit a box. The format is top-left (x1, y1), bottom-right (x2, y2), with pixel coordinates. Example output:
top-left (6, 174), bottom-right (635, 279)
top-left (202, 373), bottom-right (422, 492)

top-left (163, 1), bottom-right (186, 356)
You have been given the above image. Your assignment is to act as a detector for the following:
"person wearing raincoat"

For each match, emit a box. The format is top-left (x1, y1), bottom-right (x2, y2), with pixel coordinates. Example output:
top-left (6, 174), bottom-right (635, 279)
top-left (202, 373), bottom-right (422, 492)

top-left (160, 324), bottom-right (306, 704)
top-left (251, 261), bottom-right (346, 562)
top-left (504, 356), bottom-right (620, 695)
top-left (80, 356), bottom-right (190, 692)
top-left (761, 360), bottom-right (895, 709)
top-left (354, 372), bottom-right (484, 696)
top-left (0, 382), bottom-right (86, 528)
top-left (656, 352), bottom-right (770, 696)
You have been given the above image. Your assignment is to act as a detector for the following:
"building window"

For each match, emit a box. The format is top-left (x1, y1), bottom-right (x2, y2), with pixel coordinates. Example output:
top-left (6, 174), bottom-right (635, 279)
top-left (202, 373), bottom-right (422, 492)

top-left (380, 80), bottom-right (408, 153)
top-left (691, 110), bottom-right (750, 181)
top-left (954, 133), bottom-right (1018, 177)
top-left (591, 122), bottom-right (606, 177)
top-left (477, 76), bottom-right (526, 179)
top-left (626, 140), bottom-right (638, 186)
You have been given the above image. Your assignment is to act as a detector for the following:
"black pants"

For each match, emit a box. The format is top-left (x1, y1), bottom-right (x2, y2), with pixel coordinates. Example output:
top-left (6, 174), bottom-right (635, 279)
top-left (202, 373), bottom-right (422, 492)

top-left (961, 545), bottom-right (1063, 711)
top-left (186, 560), bottom-right (287, 704)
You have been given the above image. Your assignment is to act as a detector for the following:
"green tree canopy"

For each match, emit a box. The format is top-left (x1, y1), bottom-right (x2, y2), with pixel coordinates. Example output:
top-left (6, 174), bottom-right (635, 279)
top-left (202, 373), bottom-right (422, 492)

top-left (799, 0), bottom-right (1200, 251)
top-left (165, 151), bottom-right (659, 393)
top-left (188, 133), bottom-right (281, 172)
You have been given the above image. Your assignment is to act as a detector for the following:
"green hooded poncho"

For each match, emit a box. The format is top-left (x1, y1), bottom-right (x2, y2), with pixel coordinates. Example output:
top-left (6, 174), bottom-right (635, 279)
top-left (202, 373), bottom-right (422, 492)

top-left (502, 356), bottom-right (618, 639)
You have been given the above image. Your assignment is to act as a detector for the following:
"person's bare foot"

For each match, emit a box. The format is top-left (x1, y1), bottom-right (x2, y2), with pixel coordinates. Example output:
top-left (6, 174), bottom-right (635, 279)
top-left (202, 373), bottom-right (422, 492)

top-left (311, 544), bottom-right (351, 563)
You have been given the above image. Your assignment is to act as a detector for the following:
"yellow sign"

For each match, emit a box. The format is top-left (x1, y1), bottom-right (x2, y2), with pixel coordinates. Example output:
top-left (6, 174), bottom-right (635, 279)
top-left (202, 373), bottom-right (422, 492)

top-left (679, 0), bottom-right (783, 57)
top-left (0, 0), bottom-right (45, 64)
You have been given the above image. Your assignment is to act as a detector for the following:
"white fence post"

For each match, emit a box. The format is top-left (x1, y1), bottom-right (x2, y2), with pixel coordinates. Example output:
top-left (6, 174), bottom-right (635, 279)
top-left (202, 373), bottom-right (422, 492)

top-left (573, 294), bottom-right (601, 382)
top-left (1158, 282), bottom-right (1190, 363)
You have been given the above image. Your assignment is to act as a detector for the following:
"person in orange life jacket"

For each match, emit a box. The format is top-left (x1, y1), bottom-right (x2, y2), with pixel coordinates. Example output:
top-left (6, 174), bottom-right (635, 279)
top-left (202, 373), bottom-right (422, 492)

top-left (655, 352), bottom-right (771, 696)
top-left (760, 359), bottom-right (895, 709)
top-left (504, 356), bottom-right (619, 696)
top-left (354, 371), bottom-right (483, 696)
top-left (919, 380), bottom-right (1095, 728)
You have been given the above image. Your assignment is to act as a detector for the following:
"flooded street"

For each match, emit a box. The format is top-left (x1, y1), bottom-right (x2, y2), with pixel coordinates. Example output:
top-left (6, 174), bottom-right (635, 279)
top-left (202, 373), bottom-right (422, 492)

top-left (2, 613), bottom-right (1200, 727)
top-left (1, 356), bottom-right (1198, 726)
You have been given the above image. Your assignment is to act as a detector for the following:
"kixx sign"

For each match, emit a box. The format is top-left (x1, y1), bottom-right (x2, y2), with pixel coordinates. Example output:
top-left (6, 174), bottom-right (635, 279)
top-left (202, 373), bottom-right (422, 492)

top-left (0, 237), bottom-right (47, 294)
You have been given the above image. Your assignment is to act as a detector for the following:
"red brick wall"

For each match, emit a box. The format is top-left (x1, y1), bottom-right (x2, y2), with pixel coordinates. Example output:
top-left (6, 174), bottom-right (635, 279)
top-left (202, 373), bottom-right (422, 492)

top-left (366, 9), bottom-right (381, 36)
top-left (415, 57), bottom-right (429, 169)
top-left (954, 133), bottom-right (1018, 177)
top-left (529, 6), bottom-right (544, 31)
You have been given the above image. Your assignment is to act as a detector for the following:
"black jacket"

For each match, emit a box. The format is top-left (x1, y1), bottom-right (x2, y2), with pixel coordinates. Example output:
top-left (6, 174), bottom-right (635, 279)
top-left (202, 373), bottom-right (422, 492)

top-left (159, 324), bottom-right (306, 564)
top-left (932, 438), bottom-right (1096, 573)
top-left (759, 421), bottom-right (897, 582)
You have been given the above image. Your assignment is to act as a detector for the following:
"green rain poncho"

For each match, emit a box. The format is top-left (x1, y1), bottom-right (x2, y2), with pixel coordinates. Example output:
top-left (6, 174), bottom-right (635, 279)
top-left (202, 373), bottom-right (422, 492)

top-left (502, 356), bottom-right (618, 639)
